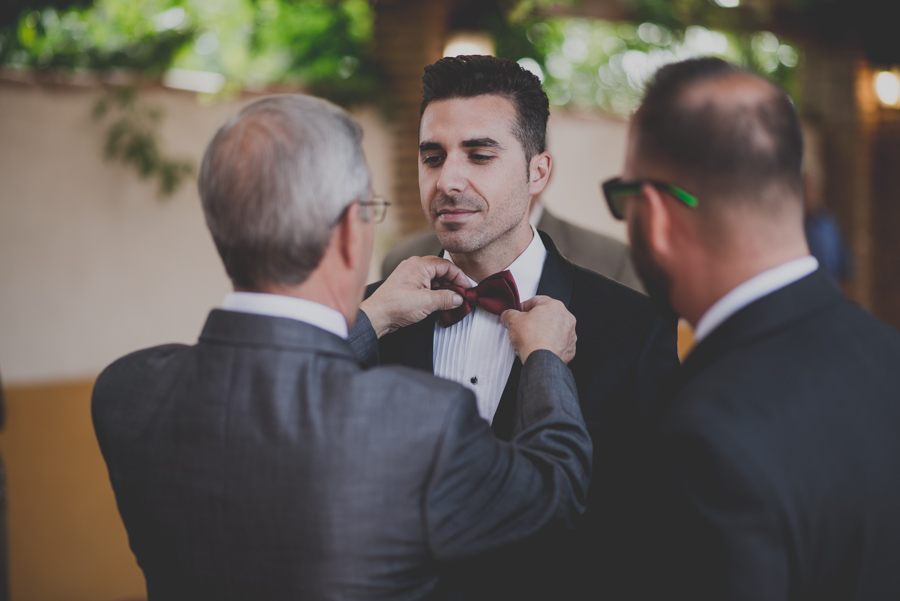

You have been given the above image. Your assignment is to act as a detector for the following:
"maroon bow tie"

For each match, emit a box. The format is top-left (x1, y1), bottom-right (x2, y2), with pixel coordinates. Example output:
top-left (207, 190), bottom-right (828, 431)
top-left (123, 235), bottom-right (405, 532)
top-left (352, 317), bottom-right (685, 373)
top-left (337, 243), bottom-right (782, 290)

top-left (434, 270), bottom-right (521, 327)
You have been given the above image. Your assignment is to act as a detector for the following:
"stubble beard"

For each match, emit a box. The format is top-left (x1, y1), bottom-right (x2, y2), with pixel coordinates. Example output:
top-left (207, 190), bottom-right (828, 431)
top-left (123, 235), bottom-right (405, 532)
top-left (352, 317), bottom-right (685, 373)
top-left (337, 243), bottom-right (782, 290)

top-left (629, 213), bottom-right (679, 323)
top-left (428, 192), bottom-right (525, 257)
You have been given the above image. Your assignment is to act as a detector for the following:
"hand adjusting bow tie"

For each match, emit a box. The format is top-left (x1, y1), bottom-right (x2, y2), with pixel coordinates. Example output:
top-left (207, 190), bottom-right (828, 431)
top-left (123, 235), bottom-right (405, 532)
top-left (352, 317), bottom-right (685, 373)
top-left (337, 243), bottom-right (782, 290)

top-left (434, 270), bottom-right (521, 327)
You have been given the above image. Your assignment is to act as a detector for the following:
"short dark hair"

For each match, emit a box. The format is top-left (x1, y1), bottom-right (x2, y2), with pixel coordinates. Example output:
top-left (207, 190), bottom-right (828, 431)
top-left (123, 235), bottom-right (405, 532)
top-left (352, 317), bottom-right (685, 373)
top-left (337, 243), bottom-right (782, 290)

top-left (633, 57), bottom-right (804, 210)
top-left (421, 55), bottom-right (549, 165)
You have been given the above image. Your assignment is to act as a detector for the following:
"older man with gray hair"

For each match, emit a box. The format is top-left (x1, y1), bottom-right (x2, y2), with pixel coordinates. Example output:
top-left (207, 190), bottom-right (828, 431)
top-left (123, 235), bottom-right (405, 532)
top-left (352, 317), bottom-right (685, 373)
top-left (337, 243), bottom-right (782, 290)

top-left (92, 94), bottom-right (591, 600)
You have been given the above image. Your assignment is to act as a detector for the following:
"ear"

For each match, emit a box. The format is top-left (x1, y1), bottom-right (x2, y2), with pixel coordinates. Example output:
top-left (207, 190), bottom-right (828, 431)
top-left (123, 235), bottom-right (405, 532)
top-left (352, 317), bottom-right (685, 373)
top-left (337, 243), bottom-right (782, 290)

top-left (639, 182), bottom-right (678, 265)
top-left (527, 151), bottom-right (552, 196)
top-left (334, 203), bottom-right (363, 271)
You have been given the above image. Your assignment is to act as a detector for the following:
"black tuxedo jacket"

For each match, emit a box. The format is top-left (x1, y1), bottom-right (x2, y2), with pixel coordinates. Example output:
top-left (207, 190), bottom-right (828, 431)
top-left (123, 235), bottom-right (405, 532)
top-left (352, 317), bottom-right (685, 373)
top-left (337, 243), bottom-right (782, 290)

top-left (640, 268), bottom-right (900, 600)
top-left (362, 231), bottom-right (680, 599)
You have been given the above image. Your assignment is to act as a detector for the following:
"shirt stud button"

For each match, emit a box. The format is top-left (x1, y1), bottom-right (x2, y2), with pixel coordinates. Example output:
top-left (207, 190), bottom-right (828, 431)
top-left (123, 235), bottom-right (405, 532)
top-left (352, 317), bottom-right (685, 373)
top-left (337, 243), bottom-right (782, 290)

top-left (470, 376), bottom-right (478, 385)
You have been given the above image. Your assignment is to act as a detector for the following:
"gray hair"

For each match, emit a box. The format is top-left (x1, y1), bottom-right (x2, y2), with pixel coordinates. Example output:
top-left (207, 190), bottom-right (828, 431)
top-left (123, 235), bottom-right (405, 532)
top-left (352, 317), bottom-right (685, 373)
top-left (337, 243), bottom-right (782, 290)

top-left (199, 94), bottom-right (371, 290)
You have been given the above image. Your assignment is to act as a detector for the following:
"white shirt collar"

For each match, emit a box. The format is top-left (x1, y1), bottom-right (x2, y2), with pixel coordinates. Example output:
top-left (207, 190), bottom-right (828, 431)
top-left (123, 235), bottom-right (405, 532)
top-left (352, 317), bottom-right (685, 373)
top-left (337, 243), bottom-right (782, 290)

top-left (693, 256), bottom-right (819, 344)
top-left (443, 224), bottom-right (547, 301)
top-left (222, 292), bottom-right (349, 339)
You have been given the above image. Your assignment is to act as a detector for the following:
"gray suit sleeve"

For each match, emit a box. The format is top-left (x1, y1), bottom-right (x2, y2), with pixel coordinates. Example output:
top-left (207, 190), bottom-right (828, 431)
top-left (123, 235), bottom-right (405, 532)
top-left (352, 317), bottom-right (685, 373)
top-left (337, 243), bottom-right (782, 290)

top-left (424, 350), bottom-right (591, 560)
top-left (347, 310), bottom-right (379, 368)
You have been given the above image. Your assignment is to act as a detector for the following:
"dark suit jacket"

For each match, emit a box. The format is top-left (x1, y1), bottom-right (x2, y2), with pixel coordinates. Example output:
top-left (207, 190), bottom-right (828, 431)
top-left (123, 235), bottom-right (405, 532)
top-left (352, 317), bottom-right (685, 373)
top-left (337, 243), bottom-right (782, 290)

top-left (92, 309), bottom-right (592, 601)
top-left (358, 231), bottom-right (680, 599)
top-left (642, 268), bottom-right (900, 600)
top-left (381, 209), bottom-right (645, 292)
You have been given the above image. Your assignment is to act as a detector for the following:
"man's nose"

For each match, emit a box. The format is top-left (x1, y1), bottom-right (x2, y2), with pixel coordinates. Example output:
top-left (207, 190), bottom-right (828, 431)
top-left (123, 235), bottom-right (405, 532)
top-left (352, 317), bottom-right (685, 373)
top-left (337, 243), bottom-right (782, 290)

top-left (435, 155), bottom-right (466, 196)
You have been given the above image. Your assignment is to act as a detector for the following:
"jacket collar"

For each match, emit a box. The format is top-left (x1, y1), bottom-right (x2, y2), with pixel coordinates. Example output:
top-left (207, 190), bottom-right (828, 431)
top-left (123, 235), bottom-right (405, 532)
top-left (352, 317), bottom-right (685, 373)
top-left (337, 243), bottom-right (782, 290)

top-left (682, 268), bottom-right (844, 376)
top-left (535, 229), bottom-right (574, 308)
top-left (200, 309), bottom-right (359, 362)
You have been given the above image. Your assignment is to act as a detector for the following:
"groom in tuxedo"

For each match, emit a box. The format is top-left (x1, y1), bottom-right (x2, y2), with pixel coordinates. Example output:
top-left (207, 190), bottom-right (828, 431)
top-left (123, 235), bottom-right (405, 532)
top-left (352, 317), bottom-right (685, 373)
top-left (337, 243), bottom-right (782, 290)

top-left (351, 55), bottom-right (680, 600)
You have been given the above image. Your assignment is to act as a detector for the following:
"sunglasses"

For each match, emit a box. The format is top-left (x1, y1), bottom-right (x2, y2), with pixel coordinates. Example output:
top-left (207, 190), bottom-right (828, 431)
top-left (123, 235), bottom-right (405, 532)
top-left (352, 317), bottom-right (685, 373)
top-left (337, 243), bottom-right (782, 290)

top-left (601, 177), bottom-right (698, 220)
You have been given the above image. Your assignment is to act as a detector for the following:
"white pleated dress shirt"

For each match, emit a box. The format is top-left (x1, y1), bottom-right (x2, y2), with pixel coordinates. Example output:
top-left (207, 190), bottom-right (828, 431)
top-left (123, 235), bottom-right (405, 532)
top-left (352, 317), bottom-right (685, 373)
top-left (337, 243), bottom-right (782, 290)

top-left (693, 256), bottom-right (819, 344)
top-left (222, 291), bottom-right (349, 339)
top-left (433, 226), bottom-right (547, 423)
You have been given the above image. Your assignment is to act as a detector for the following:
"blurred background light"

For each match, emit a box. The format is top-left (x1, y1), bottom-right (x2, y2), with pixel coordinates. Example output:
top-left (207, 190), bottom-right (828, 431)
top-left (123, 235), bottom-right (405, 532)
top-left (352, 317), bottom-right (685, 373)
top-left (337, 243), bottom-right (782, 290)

top-left (163, 68), bottom-right (225, 94)
top-left (517, 57), bottom-right (544, 82)
top-left (713, 0), bottom-right (741, 7)
top-left (874, 69), bottom-right (900, 108)
top-left (443, 31), bottom-right (494, 57)
top-left (154, 6), bottom-right (186, 31)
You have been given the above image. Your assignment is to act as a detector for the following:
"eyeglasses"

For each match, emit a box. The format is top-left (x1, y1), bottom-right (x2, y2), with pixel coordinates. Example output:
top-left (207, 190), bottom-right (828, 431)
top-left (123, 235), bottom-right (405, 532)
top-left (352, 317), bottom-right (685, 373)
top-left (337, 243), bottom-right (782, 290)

top-left (601, 177), bottom-right (698, 220)
top-left (357, 195), bottom-right (390, 224)
top-left (334, 195), bottom-right (391, 226)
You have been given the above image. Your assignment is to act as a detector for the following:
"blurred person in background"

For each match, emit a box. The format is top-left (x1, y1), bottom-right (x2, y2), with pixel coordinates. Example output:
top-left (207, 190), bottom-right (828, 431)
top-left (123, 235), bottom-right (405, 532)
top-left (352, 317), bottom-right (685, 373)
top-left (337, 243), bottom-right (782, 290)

top-left (801, 122), bottom-right (854, 283)
top-left (356, 55), bottom-right (680, 600)
top-left (604, 56), bottom-right (900, 600)
top-left (92, 93), bottom-right (592, 600)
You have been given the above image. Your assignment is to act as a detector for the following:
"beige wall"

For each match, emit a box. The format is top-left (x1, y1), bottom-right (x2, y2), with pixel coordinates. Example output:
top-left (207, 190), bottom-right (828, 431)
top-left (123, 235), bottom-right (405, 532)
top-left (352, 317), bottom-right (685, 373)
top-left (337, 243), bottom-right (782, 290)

top-left (542, 108), bottom-right (629, 242)
top-left (0, 79), bottom-right (396, 385)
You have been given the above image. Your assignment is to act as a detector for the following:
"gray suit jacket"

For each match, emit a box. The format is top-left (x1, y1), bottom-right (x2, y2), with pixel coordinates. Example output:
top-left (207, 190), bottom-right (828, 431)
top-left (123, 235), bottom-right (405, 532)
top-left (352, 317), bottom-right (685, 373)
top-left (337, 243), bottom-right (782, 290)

top-left (381, 208), bottom-right (644, 292)
top-left (92, 309), bottom-right (591, 601)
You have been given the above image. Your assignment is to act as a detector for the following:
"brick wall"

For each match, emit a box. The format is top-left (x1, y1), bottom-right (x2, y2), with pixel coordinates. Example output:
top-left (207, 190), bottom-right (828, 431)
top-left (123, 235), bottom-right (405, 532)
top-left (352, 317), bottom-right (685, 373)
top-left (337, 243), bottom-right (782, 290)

top-left (374, 0), bottom-right (452, 237)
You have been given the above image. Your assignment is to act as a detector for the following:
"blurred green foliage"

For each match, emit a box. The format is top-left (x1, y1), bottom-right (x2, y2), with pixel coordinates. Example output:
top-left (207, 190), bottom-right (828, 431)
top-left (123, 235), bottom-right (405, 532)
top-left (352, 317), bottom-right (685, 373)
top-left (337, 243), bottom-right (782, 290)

top-left (1, 0), bottom-right (195, 73)
top-left (2, 0), bottom-right (809, 194)
top-left (1, 0), bottom-right (380, 102)
top-left (2, 0), bottom-right (800, 116)
top-left (93, 86), bottom-right (195, 197)
top-left (1, 0), bottom-right (380, 197)
top-left (489, 2), bottom-right (800, 115)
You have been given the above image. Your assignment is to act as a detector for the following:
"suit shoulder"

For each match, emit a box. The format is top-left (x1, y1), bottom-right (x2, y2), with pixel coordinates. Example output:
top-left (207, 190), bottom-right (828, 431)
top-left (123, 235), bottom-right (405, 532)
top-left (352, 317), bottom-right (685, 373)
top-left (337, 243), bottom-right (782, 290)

top-left (94, 344), bottom-right (191, 401)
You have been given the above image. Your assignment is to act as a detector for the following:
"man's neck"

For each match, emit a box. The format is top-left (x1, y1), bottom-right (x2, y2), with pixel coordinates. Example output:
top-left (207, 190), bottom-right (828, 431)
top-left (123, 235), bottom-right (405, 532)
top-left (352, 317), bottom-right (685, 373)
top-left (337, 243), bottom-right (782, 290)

top-left (448, 224), bottom-right (535, 283)
top-left (677, 242), bottom-right (810, 327)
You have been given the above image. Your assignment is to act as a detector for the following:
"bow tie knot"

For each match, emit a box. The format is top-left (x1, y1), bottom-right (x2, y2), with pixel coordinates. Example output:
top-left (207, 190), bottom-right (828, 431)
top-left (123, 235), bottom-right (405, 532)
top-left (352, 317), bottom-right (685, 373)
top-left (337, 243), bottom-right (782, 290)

top-left (434, 270), bottom-right (521, 327)
top-left (464, 287), bottom-right (481, 307)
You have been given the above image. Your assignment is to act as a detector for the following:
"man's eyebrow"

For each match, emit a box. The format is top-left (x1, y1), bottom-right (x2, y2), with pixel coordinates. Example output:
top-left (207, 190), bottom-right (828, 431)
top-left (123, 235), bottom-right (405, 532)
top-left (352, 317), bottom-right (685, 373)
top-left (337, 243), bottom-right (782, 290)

top-left (462, 138), bottom-right (502, 149)
top-left (419, 141), bottom-right (443, 153)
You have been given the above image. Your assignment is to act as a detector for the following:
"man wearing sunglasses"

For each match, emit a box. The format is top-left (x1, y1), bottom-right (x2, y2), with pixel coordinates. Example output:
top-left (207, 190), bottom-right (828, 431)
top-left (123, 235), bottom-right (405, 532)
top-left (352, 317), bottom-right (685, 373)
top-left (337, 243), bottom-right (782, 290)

top-left (610, 57), bottom-right (900, 600)
top-left (351, 55), bottom-right (681, 600)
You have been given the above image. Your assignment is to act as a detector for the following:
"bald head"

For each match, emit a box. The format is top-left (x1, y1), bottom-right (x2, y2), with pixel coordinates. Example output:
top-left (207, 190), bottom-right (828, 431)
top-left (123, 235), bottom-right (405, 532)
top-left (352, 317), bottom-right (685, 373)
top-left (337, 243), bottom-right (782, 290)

top-left (632, 58), bottom-right (804, 218)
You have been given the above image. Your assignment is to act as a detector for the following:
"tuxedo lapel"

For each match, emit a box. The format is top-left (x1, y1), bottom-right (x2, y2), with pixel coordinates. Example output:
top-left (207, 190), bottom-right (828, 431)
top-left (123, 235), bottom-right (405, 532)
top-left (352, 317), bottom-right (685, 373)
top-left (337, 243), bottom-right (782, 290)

top-left (492, 230), bottom-right (575, 439)
top-left (491, 360), bottom-right (522, 441)
top-left (535, 230), bottom-right (574, 307)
